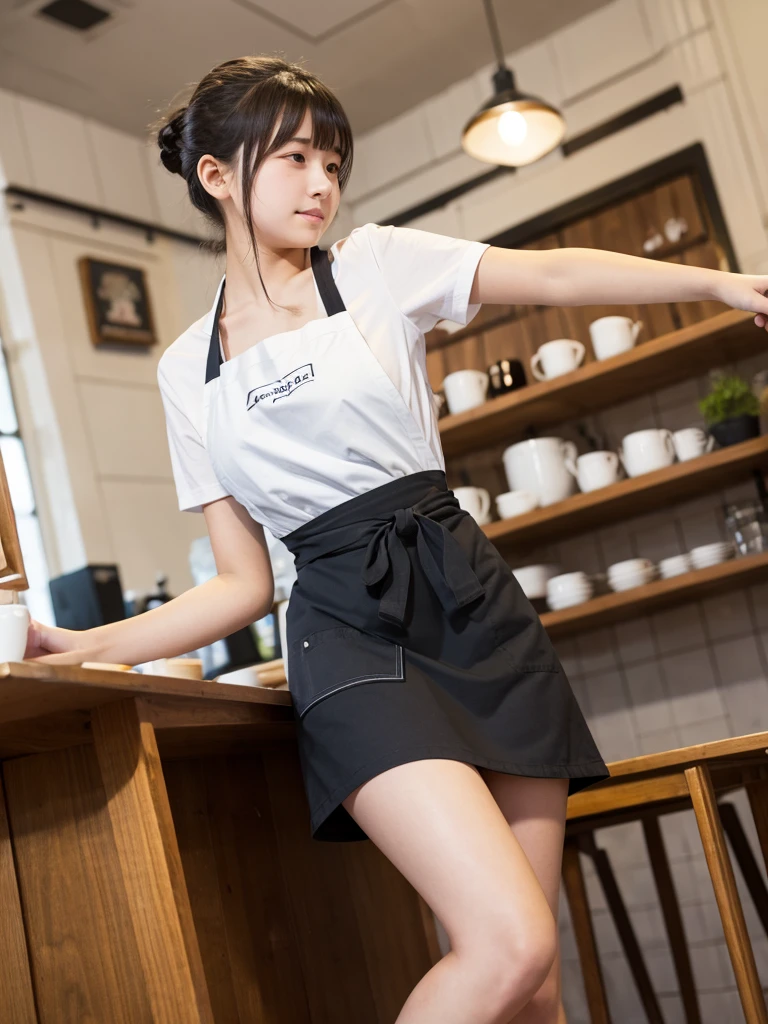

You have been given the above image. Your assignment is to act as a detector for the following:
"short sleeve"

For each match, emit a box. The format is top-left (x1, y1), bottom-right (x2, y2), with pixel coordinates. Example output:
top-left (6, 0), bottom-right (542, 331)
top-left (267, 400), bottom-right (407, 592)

top-left (157, 362), bottom-right (230, 514)
top-left (363, 222), bottom-right (490, 333)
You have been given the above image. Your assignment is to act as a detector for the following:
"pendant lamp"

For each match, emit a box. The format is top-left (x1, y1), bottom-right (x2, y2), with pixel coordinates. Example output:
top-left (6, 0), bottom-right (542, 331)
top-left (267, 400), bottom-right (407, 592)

top-left (461, 0), bottom-right (566, 167)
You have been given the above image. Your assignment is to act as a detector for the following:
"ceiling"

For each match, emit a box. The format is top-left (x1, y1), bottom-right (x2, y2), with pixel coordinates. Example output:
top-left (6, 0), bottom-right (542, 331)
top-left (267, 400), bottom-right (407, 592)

top-left (0, 0), bottom-right (613, 140)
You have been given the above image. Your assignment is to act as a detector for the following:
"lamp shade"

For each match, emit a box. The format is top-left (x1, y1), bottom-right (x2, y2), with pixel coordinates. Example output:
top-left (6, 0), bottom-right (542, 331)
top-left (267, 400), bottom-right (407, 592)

top-left (461, 67), bottom-right (565, 167)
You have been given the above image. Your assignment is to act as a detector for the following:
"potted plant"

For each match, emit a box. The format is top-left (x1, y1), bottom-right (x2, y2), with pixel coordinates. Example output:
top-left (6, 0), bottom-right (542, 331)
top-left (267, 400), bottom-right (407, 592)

top-left (699, 373), bottom-right (760, 447)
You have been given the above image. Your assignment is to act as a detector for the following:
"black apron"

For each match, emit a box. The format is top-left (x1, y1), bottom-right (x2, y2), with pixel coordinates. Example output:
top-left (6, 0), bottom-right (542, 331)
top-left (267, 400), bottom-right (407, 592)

top-left (282, 482), bottom-right (608, 840)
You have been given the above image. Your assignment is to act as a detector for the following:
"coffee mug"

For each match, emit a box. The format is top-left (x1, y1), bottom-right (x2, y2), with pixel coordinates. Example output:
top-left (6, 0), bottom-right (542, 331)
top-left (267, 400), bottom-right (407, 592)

top-left (454, 485), bottom-right (489, 524)
top-left (619, 429), bottom-right (675, 477)
top-left (672, 427), bottom-right (715, 461)
top-left (453, 486), bottom-right (491, 525)
top-left (442, 369), bottom-right (489, 415)
top-left (0, 603), bottom-right (31, 663)
top-left (487, 358), bottom-right (527, 397)
top-left (565, 450), bottom-right (621, 492)
top-left (589, 316), bottom-right (644, 360)
top-left (530, 340), bottom-right (585, 381)
top-left (496, 489), bottom-right (539, 519)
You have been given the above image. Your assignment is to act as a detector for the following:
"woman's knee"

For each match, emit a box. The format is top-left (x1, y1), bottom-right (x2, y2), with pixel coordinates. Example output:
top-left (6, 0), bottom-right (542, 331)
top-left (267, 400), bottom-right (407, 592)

top-left (461, 915), bottom-right (558, 1016)
top-left (514, 962), bottom-right (561, 1023)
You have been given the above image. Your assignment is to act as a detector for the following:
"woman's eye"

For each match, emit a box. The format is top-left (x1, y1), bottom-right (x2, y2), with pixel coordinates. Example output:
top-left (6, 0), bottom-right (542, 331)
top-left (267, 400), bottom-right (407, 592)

top-left (286, 153), bottom-right (338, 173)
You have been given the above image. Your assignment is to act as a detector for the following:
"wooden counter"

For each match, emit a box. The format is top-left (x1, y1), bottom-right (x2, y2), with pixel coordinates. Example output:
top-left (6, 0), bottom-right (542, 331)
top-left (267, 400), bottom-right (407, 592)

top-left (0, 662), bottom-right (440, 1024)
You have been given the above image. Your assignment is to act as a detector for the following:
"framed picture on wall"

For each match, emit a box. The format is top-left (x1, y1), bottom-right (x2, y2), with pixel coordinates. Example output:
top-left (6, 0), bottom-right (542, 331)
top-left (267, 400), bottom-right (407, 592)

top-left (0, 449), bottom-right (28, 591)
top-left (78, 257), bottom-right (158, 347)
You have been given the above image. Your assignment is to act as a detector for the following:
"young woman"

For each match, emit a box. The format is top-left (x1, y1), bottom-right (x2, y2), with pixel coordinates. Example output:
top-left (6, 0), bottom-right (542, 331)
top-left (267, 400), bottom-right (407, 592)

top-left (26, 56), bottom-right (768, 1024)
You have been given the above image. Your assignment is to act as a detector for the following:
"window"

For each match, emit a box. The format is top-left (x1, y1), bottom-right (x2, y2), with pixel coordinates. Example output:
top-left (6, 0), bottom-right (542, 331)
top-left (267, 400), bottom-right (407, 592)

top-left (0, 340), bottom-right (54, 624)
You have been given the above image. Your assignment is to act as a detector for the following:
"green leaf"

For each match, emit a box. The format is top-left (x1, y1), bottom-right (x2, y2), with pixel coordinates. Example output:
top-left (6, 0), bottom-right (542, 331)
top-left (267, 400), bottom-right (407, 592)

top-left (698, 373), bottom-right (760, 424)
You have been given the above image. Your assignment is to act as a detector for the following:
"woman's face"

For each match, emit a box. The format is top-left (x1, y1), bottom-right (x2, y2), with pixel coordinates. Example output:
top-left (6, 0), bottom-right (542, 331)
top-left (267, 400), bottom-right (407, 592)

top-left (239, 108), bottom-right (342, 250)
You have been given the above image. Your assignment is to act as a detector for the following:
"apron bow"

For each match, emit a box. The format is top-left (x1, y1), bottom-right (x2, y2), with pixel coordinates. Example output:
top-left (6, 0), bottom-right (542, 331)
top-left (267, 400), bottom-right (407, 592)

top-left (360, 498), bottom-right (485, 629)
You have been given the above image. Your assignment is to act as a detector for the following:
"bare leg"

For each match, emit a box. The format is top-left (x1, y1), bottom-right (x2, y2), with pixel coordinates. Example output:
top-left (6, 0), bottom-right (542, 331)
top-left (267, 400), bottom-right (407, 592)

top-left (341, 759), bottom-right (558, 1024)
top-left (477, 771), bottom-right (569, 1024)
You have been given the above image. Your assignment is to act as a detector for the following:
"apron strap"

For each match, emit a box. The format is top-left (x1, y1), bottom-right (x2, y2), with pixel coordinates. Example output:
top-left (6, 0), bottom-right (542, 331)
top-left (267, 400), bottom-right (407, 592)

top-left (310, 245), bottom-right (346, 316)
top-left (205, 280), bottom-right (226, 384)
top-left (205, 246), bottom-right (343, 385)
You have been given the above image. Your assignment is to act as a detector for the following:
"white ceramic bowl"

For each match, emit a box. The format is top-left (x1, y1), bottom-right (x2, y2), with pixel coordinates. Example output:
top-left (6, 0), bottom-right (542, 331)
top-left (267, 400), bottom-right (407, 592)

top-left (511, 563), bottom-right (561, 600)
top-left (609, 571), bottom-right (655, 592)
top-left (689, 542), bottom-right (733, 569)
top-left (608, 564), bottom-right (656, 580)
top-left (548, 571), bottom-right (591, 589)
top-left (607, 558), bottom-right (654, 579)
top-left (547, 573), bottom-right (594, 604)
top-left (659, 554), bottom-right (692, 578)
top-left (496, 489), bottom-right (540, 519)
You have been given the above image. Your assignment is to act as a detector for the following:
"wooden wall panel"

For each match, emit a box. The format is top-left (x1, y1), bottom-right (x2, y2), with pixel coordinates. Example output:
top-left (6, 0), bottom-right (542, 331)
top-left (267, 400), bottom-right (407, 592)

top-left (3, 746), bottom-right (153, 1023)
top-left (0, 777), bottom-right (37, 1024)
top-left (163, 754), bottom-right (312, 1024)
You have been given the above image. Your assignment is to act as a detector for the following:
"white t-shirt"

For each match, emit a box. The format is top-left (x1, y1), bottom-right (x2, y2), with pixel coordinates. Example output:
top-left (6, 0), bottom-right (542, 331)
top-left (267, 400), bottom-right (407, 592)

top-left (157, 221), bottom-right (489, 517)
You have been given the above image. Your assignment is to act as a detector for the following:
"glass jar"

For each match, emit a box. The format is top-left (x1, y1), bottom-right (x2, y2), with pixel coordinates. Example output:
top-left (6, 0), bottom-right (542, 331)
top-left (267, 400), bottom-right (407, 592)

top-left (724, 500), bottom-right (768, 556)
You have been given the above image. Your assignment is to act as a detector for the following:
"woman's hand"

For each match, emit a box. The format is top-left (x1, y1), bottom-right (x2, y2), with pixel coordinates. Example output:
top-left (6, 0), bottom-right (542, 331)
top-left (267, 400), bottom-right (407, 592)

top-left (24, 619), bottom-right (103, 665)
top-left (714, 273), bottom-right (768, 330)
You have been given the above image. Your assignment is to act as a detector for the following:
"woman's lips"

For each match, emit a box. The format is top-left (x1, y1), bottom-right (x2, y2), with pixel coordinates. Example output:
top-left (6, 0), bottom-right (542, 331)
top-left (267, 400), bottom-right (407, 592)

top-left (298, 212), bottom-right (324, 223)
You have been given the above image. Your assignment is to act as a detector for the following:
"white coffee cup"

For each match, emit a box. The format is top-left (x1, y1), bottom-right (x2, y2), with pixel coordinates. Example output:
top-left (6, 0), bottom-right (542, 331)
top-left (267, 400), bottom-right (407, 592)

top-left (530, 340), bottom-right (586, 381)
top-left (619, 429), bottom-right (676, 477)
top-left (453, 486), bottom-right (491, 525)
top-left (503, 437), bottom-right (578, 507)
top-left (589, 316), bottom-right (644, 360)
top-left (565, 450), bottom-right (621, 492)
top-left (512, 563), bottom-right (560, 600)
top-left (672, 427), bottom-right (715, 461)
top-left (442, 370), bottom-right (489, 415)
top-left (496, 490), bottom-right (539, 519)
top-left (0, 603), bottom-right (31, 663)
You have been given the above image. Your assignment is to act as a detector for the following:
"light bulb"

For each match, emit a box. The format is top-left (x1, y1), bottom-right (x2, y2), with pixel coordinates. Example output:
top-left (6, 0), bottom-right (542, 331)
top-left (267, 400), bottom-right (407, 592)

top-left (497, 110), bottom-right (528, 147)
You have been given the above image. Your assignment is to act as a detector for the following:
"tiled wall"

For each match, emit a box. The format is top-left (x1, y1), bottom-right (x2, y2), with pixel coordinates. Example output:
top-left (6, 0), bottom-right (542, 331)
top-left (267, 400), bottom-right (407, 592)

top-left (428, 342), bottom-right (768, 1022)
top-left (537, 346), bottom-right (768, 1022)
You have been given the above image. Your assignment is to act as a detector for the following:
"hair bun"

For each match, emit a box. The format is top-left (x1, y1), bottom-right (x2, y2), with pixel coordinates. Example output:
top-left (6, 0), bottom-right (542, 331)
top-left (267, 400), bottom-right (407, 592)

top-left (158, 111), bottom-right (185, 175)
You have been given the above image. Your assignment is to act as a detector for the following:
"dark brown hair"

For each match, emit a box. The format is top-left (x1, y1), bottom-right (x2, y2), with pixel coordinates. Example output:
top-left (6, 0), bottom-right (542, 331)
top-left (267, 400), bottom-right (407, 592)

top-left (154, 55), bottom-right (353, 309)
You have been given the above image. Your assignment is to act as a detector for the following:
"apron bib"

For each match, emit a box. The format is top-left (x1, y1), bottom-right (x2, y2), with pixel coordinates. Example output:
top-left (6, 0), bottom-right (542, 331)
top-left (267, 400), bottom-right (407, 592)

top-left (202, 245), bottom-right (441, 540)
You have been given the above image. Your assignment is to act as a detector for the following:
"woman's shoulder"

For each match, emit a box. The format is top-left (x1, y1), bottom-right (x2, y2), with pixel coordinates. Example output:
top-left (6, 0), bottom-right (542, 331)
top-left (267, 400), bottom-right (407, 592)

top-left (157, 278), bottom-right (223, 402)
top-left (156, 318), bottom-right (209, 398)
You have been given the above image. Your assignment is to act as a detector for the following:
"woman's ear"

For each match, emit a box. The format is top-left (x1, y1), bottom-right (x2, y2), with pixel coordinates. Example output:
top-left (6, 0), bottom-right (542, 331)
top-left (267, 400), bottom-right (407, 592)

top-left (197, 154), bottom-right (234, 201)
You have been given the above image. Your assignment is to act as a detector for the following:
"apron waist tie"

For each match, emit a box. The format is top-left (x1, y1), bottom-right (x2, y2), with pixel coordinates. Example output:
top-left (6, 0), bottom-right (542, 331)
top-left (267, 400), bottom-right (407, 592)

top-left (360, 501), bottom-right (486, 629)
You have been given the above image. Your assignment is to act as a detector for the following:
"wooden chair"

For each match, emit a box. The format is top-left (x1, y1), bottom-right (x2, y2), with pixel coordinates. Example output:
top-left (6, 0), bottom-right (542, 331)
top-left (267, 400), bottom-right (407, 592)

top-left (562, 733), bottom-right (768, 1024)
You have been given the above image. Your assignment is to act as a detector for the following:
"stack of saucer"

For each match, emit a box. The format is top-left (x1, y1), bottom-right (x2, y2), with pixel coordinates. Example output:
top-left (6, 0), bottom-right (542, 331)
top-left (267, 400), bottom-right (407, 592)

top-left (689, 541), bottom-right (733, 569)
top-left (607, 558), bottom-right (656, 592)
top-left (546, 571), bottom-right (594, 610)
top-left (658, 553), bottom-right (692, 579)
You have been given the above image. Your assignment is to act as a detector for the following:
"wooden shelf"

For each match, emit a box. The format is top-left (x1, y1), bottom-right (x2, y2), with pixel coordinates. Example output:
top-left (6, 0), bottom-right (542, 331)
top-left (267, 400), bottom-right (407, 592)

top-left (439, 310), bottom-right (762, 457)
top-left (483, 435), bottom-right (768, 551)
top-left (541, 550), bottom-right (768, 639)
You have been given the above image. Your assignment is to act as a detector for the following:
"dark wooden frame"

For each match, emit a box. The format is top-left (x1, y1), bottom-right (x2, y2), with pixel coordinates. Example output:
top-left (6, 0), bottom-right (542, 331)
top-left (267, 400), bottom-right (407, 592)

top-left (78, 257), bottom-right (158, 348)
top-left (0, 449), bottom-right (28, 591)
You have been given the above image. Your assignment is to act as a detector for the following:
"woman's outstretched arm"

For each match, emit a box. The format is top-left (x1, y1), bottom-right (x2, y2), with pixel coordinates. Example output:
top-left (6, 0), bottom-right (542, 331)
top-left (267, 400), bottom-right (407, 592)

top-left (26, 496), bottom-right (274, 667)
top-left (470, 245), bottom-right (768, 329)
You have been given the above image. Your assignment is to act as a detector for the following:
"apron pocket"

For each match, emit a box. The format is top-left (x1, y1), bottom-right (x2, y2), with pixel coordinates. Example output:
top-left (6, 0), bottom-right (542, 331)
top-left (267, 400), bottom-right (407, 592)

top-left (288, 626), bottom-right (405, 719)
top-left (496, 630), bottom-right (558, 673)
